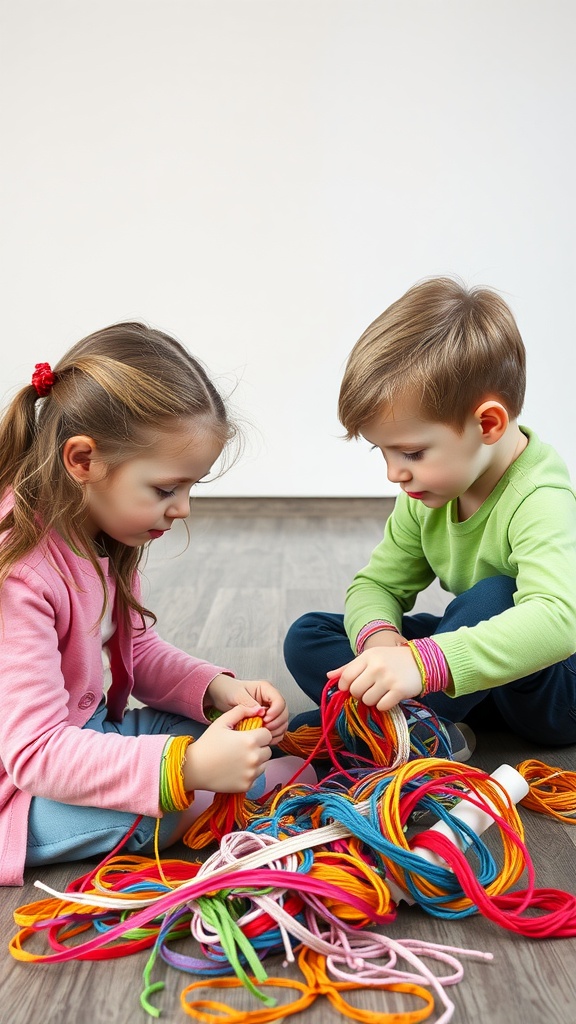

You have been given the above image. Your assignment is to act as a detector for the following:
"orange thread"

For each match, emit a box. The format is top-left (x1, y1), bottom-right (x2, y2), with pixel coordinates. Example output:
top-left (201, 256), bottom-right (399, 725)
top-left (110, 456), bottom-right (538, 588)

top-left (180, 945), bottom-right (435, 1023)
top-left (279, 724), bottom-right (341, 758)
top-left (516, 759), bottom-right (576, 823)
top-left (236, 716), bottom-right (266, 732)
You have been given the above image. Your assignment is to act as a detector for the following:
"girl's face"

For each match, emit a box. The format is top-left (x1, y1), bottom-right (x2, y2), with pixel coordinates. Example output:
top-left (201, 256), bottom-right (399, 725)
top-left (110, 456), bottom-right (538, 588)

top-left (82, 420), bottom-right (223, 546)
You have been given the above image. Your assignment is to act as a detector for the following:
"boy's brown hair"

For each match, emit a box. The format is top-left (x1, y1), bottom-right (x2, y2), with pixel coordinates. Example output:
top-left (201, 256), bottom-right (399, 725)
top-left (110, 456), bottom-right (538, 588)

top-left (338, 277), bottom-right (526, 437)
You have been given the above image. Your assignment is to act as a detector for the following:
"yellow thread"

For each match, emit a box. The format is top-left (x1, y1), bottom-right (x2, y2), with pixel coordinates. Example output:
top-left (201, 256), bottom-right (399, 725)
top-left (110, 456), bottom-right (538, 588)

top-left (236, 716), bottom-right (265, 731)
top-left (161, 735), bottom-right (194, 812)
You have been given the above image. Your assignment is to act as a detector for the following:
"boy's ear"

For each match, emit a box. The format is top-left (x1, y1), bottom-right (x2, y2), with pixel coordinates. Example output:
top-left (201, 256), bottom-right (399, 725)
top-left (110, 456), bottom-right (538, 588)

top-left (473, 400), bottom-right (509, 445)
top-left (62, 436), bottom-right (105, 483)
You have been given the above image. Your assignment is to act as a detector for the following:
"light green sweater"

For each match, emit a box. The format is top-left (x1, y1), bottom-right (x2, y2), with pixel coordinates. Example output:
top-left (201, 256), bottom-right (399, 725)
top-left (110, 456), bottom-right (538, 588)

top-left (344, 429), bottom-right (576, 697)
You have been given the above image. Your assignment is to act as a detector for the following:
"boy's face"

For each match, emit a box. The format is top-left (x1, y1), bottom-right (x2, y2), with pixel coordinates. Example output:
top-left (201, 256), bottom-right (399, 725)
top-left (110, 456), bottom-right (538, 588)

top-left (360, 401), bottom-right (494, 509)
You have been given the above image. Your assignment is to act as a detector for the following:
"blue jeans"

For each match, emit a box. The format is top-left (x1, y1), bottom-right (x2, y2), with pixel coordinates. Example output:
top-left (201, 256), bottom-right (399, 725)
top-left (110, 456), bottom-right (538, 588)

top-left (283, 577), bottom-right (576, 746)
top-left (26, 702), bottom-right (208, 868)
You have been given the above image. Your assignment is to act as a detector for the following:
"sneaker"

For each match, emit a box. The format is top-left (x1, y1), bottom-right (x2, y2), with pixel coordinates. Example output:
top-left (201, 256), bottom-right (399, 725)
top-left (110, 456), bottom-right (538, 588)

top-left (442, 720), bottom-right (476, 762)
top-left (405, 704), bottom-right (476, 762)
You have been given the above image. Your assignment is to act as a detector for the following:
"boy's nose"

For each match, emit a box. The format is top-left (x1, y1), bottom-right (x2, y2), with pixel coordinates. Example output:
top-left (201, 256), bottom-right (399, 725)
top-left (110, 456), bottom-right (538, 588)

top-left (386, 459), bottom-right (412, 484)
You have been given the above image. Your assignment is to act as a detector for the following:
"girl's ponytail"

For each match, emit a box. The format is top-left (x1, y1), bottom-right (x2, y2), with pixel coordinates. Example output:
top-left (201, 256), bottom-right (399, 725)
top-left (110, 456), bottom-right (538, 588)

top-left (0, 322), bottom-right (237, 628)
top-left (0, 383), bottom-right (41, 499)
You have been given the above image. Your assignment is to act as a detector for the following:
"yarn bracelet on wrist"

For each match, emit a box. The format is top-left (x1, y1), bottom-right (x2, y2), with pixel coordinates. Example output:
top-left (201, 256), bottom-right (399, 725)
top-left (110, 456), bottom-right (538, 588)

top-left (356, 620), bottom-right (399, 654)
top-left (402, 637), bottom-right (449, 695)
top-left (160, 735), bottom-right (194, 812)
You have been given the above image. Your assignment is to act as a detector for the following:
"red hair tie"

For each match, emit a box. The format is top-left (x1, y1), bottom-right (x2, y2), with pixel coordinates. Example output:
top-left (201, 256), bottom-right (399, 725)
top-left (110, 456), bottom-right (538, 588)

top-left (31, 362), bottom-right (56, 397)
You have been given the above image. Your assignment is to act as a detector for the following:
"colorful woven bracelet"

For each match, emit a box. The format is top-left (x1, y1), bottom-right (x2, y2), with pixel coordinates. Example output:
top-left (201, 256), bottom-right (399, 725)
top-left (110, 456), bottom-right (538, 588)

top-left (160, 735), bottom-right (194, 812)
top-left (402, 637), bottom-right (450, 695)
top-left (356, 620), bottom-right (400, 654)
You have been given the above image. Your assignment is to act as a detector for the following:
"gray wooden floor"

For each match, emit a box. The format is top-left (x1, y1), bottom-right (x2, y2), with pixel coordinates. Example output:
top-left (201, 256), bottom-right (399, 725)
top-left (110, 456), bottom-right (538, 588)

top-left (1, 498), bottom-right (575, 1024)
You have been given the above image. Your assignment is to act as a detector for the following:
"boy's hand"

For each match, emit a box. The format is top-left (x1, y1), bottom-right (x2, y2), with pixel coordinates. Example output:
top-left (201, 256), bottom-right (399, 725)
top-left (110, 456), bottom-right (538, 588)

top-left (183, 703), bottom-right (273, 793)
top-left (327, 646), bottom-right (422, 712)
top-left (205, 674), bottom-right (288, 744)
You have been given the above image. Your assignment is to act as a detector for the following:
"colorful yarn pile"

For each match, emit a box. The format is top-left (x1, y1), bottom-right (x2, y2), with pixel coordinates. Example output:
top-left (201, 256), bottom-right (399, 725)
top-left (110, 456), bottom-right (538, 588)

top-left (9, 687), bottom-right (576, 1022)
top-left (280, 682), bottom-right (454, 772)
top-left (182, 685), bottom-right (450, 851)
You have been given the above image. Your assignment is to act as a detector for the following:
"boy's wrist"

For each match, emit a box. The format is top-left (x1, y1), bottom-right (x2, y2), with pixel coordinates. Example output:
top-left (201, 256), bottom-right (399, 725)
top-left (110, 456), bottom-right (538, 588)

top-left (402, 637), bottom-right (450, 695)
top-left (356, 619), bottom-right (400, 653)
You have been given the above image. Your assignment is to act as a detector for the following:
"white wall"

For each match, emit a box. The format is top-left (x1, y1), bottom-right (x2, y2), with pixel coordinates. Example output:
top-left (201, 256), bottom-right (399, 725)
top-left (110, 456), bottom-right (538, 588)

top-left (1, 0), bottom-right (574, 496)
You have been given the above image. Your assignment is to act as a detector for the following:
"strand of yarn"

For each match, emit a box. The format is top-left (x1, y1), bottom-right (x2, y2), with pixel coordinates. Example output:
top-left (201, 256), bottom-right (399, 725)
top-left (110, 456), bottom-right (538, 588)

top-left (180, 947), bottom-right (436, 1024)
top-left (516, 759), bottom-right (576, 823)
top-left (148, 831), bottom-right (491, 1022)
top-left (21, 761), bottom-right (576, 934)
top-left (14, 757), bottom-right (576, 1017)
top-left (12, 706), bottom-right (576, 1018)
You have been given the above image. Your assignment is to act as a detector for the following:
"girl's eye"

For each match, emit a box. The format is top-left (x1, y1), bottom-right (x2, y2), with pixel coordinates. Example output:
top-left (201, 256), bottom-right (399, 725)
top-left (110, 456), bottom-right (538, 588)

top-left (155, 487), bottom-right (176, 499)
top-left (403, 451), bottom-right (424, 461)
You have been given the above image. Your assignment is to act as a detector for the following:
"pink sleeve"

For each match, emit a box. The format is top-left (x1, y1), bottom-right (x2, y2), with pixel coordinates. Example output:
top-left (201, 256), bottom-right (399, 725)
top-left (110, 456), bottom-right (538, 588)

top-left (131, 623), bottom-right (235, 722)
top-left (0, 573), bottom-right (172, 818)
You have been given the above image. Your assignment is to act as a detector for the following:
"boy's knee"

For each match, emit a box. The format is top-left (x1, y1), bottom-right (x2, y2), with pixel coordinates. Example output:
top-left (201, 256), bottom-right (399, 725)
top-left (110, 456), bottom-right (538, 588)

top-left (469, 575), bottom-right (516, 602)
top-left (284, 612), bottom-right (322, 667)
top-left (442, 575), bottom-right (516, 631)
top-left (284, 611), bottom-right (346, 673)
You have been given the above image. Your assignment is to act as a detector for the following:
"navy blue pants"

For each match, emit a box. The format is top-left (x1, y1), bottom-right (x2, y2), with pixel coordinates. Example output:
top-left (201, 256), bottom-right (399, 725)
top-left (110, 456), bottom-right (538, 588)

top-left (284, 577), bottom-right (576, 746)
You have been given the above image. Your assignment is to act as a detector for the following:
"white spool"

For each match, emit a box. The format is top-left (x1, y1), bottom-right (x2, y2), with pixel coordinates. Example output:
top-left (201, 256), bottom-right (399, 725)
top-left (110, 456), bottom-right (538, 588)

top-left (387, 763), bottom-right (529, 905)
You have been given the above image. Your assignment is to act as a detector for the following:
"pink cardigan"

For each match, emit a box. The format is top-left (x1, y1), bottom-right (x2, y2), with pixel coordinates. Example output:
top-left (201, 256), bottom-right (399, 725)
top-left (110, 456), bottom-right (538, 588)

top-left (0, 524), bottom-right (230, 885)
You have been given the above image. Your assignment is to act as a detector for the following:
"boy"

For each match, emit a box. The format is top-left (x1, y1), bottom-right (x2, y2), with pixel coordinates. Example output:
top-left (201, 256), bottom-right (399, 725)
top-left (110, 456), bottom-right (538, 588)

top-left (284, 277), bottom-right (576, 747)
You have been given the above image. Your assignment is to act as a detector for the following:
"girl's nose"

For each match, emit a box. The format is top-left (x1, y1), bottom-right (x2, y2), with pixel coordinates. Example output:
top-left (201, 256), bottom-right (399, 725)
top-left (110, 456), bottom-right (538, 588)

top-left (167, 492), bottom-right (191, 519)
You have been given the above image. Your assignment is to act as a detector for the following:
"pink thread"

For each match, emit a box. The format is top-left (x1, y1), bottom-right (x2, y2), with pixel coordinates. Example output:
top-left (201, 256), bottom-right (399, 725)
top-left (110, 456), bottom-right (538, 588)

top-left (356, 621), bottom-right (399, 653)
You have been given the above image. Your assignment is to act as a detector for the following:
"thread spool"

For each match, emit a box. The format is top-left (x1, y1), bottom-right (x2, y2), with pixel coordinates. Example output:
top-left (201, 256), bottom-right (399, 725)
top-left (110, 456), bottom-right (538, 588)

top-left (387, 763), bottom-right (529, 905)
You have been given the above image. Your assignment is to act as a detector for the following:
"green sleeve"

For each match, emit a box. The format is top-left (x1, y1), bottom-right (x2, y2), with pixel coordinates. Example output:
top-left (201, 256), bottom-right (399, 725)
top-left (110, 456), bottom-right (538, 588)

top-left (434, 486), bottom-right (576, 696)
top-left (344, 494), bottom-right (435, 651)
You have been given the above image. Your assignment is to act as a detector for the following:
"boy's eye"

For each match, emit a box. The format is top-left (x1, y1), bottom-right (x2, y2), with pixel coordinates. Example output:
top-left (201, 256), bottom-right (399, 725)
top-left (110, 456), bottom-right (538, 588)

top-left (155, 487), bottom-right (176, 499)
top-left (403, 450), bottom-right (424, 461)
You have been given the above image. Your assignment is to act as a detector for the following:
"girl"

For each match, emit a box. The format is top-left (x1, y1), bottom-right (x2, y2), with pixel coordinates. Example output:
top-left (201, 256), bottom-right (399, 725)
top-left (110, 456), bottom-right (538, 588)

top-left (0, 322), bottom-right (298, 886)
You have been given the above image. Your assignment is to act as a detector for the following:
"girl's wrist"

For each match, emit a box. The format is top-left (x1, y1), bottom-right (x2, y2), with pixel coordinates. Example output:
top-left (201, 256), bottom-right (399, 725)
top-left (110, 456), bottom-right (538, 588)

top-left (204, 672), bottom-right (236, 712)
top-left (160, 735), bottom-right (194, 811)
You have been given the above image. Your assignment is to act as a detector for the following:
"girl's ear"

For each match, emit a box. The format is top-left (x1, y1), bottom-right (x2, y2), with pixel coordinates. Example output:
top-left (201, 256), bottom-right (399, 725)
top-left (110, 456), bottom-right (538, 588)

top-left (473, 400), bottom-right (509, 445)
top-left (62, 436), bottom-right (105, 483)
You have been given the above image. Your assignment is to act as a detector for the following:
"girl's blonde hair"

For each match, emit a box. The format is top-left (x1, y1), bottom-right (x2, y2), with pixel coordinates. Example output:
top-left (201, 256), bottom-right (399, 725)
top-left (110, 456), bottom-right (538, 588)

top-left (338, 277), bottom-right (526, 438)
top-left (0, 322), bottom-right (237, 626)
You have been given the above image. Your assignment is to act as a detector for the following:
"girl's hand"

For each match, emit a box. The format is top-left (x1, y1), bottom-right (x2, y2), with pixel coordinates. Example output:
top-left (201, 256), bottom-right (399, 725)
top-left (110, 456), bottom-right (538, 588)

top-left (183, 703), bottom-right (273, 793)
top-left (327, 645), bottom-right (422, 712)
top-left (205, 675), bottom-right (288, 744)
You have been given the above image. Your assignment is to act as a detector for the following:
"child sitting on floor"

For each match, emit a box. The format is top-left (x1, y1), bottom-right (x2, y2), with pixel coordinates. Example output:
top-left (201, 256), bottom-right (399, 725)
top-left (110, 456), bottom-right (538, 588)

top-left (285, 277), bottom-right (576, 750)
